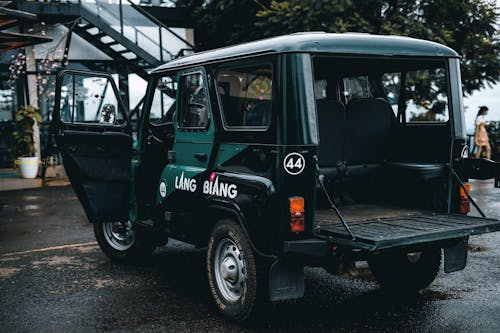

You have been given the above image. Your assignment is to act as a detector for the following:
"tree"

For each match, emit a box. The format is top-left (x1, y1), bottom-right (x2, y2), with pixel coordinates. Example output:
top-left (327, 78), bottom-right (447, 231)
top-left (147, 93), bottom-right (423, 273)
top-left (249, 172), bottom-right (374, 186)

top-left (175, 0), bottom-right (499, 96)
top-left (174, 0), bottom-right (267, 51)
top-left (255, 0), bottom-right (500, 95)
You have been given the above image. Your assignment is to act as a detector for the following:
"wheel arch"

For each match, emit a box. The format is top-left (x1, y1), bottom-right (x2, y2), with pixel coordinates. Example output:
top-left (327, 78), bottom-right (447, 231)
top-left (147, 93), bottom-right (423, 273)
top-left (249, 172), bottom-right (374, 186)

top-left (201, 199), bottom-right (276, 259)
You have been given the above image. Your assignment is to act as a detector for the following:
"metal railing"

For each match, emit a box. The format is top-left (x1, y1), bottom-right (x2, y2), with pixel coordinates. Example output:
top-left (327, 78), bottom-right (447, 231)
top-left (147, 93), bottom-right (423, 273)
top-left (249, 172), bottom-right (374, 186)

top-left (40, 0), bottom-right (194, 63)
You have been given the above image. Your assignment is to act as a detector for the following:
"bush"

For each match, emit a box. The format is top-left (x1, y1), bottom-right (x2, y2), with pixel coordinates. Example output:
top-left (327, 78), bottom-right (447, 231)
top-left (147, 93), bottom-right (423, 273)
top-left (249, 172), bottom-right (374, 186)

top-left (11, 105), bottom-right (42, 158)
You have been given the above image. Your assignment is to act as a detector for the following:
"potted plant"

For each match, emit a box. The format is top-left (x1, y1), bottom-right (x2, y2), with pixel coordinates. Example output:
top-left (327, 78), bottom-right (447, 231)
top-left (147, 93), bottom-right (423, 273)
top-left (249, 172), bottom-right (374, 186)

top-left (12, 105), bottom-right (42, 178)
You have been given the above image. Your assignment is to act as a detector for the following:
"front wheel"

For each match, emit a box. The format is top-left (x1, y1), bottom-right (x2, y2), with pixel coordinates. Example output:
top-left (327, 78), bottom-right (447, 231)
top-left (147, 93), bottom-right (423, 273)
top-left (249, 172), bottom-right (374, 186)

top-left (368, 248), bottom-right (442, 292)
top-left (207, 219), bottom-right (259, 322)
top-left (93, 221), bottom-right (156, 262)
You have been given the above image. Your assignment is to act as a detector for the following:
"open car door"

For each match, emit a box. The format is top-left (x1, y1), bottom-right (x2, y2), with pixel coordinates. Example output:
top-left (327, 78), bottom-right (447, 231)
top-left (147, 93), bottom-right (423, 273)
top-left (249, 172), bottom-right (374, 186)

top-left (53, 70), bottom-right (132, 223)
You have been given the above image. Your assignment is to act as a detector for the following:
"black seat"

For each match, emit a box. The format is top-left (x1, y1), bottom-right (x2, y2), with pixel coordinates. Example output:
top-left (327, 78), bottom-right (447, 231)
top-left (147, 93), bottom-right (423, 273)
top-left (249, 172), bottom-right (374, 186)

top-left (344, 98), bottom-right (397, 166)
top-left (384, 161), bottom-right (447, 181)
top-left (316, 99), bottom-right (346, 179)
top-left (246, 100), bottom-right (271, 126)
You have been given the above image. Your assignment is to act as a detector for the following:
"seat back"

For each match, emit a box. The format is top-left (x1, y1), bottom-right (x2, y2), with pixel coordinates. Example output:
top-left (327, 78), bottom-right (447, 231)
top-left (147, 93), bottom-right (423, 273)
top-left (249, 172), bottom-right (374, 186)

top-left (316, 99), bottom-right (346, 167)
top-left (344, 98), bottom-right (396, 165)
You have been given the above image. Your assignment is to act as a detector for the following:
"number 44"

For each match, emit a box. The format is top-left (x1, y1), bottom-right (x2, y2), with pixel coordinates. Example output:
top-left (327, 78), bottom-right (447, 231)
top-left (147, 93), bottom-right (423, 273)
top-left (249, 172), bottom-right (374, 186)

top-left (286, 158), bottom-right (302, 169)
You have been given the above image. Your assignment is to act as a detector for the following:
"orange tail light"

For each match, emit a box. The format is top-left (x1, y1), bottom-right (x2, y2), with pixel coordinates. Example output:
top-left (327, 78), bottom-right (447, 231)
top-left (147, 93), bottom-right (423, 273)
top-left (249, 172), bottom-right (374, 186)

top-left (289, 196), bottom-right (305, 233)
top-left (459, 183), bottom-right (471, 214)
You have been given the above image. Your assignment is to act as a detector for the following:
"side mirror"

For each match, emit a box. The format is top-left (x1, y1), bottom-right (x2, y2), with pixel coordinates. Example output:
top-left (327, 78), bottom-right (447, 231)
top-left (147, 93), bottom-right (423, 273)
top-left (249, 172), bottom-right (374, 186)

top-left (100, 104), bottom-right (116, 124)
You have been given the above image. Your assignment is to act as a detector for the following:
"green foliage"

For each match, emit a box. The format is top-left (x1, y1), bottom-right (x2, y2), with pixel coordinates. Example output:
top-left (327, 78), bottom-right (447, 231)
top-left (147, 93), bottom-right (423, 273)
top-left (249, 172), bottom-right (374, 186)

top-left (177, 0), bottom-right (500, 96)
top-left (12, 105), bottom-right (41, 158)
top-left (256, 0), bottom-right (500, 95)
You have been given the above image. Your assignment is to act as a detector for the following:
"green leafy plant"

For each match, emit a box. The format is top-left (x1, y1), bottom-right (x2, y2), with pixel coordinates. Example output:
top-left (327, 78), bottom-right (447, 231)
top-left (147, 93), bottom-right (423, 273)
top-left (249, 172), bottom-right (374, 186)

top-left (12, 105), bottom-right (42, 158)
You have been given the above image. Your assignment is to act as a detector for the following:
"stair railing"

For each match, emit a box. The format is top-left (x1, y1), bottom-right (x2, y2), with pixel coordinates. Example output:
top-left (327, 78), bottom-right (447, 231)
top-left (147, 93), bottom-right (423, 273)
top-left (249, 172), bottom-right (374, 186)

top-left (72, 0), bottom-right (193, 62)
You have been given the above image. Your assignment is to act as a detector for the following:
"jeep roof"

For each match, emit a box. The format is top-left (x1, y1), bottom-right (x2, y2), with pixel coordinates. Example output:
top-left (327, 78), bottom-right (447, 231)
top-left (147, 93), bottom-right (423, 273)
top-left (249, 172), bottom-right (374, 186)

top-left (152, 32), bottom-right (459, 73)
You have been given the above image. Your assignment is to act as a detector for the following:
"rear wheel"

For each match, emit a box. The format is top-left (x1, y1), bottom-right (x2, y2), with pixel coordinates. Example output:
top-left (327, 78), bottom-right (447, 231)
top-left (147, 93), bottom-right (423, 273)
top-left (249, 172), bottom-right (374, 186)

top-left (207, 219), bottom-right (260, 322)
top-left (93, 221), bottom-right (156, 262)
top-left (368, 248), bottom-right (442, 292)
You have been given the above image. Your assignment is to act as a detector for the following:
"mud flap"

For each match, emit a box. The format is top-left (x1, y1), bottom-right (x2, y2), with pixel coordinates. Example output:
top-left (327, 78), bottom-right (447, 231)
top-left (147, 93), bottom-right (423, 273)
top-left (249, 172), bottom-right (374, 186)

top-left (269, 259), bottom-right (304, 301)
top-left (444, 238), bottom-right (468, 273)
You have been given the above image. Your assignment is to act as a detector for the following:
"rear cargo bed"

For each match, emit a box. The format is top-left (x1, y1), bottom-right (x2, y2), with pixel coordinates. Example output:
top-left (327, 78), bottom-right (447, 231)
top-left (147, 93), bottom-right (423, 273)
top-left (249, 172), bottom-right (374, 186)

top-left (315, 205), bottom-right (500, 251)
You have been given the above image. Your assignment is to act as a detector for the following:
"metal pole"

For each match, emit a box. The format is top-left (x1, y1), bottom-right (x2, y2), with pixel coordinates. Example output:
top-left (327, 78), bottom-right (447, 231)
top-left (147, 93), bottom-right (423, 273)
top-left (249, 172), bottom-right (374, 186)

top-left (119, 0), bottom-right (124, 35)
top-left (159, 27), bottom-right (163, 62)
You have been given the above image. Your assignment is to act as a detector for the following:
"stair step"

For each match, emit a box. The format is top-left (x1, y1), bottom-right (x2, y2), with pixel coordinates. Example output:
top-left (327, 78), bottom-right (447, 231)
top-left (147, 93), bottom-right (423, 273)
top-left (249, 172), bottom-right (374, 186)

top-left (100, 35), bottom-right (114, 44)
top-left (86, 27), bottom-right (100, 35)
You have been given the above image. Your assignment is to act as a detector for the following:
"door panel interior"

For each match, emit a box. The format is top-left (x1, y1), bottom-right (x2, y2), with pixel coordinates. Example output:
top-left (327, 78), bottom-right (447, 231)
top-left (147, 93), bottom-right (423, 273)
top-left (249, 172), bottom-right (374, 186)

top-left (53, 70), bottom-right (132, 223)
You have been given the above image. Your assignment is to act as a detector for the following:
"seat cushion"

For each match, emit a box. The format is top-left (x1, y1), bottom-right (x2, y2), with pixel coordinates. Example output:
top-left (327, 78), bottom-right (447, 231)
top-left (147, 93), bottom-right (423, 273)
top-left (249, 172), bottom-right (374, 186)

top-left (384, 162), bottom-right (447, 180)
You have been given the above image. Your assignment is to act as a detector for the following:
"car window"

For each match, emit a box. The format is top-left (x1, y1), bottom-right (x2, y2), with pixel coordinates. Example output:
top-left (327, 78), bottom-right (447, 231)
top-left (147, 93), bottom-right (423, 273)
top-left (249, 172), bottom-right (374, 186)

top-left (403, 68), bottom-right (449, 123)
top-left (216, 64), bottom-right (272, 128)
top-left (59, 74), bottom-right (124, 125)
top-left (178, 72), bottom-right (209, 129)
top-left (343, 76), bottom-right (372, 103)
top-left (381, 68), bottom-right (449, 123)
top-left (150, 76), bottom-right (177, 125)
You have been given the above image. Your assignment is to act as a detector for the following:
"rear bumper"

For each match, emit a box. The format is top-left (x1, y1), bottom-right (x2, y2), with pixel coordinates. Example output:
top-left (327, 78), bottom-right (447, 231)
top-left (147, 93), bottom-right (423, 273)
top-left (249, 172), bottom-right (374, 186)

top-left (283, 238), bottom-right (330, 256)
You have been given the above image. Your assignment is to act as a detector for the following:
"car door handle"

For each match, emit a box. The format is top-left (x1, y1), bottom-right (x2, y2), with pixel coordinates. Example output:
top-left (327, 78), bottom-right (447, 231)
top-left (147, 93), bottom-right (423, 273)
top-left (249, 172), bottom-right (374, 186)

top-left (194, 153), bottom-right (207, 162)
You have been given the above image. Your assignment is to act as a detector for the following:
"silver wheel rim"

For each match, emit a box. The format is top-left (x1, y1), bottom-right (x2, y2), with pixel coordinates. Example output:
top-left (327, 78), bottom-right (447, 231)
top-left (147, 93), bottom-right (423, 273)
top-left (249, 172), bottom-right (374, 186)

top-left (102, 221), bottom-right (135, 251)
top-left (214, 238), bottom-right (246, 302)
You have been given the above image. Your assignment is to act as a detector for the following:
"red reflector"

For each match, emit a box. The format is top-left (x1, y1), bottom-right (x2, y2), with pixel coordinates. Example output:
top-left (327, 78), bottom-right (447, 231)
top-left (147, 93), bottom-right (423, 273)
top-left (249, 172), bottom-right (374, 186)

top-left (459, 183), bottom-right (471, 214)
top-left (289, 197), bottom-right (305, 233)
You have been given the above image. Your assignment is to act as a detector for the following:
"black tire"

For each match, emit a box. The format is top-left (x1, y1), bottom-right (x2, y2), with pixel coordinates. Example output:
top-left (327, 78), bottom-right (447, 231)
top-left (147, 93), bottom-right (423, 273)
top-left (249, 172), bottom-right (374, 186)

top-left (93, 221), bottom-right (156, 263)
top-left (207, 219), bottom-right (260, 322)
top-left (368, 248), bottom-right (442, 292)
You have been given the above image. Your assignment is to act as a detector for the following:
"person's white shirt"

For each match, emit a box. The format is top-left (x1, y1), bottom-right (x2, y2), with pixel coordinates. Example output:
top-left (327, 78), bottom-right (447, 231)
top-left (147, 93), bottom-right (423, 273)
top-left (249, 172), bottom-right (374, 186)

top-left (476, 115), bottom-right (486, 126)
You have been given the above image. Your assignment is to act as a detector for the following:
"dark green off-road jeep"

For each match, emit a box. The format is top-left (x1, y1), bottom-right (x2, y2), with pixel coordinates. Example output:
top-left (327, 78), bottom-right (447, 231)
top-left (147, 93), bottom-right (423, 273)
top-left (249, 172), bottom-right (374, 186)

top-left (53, 33), bottom-right (500, 321)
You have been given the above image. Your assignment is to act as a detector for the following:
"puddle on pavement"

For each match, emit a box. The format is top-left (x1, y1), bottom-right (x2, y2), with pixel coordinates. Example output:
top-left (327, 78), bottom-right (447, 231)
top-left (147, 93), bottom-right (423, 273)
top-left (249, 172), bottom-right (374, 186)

top-left (22, 204), bottom-right (41, 210)
top-left (23, 196), bottom-right (42, 201)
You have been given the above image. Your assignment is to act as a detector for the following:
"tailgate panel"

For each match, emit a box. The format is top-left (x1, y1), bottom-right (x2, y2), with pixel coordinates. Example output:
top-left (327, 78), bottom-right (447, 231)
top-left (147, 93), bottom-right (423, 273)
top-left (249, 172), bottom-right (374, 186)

top-left (316, 214), bottom-right (500, 251)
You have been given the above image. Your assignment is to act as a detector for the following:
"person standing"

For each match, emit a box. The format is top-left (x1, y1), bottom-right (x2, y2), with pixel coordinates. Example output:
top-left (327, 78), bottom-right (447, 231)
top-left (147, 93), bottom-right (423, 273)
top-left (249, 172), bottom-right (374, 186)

top-left (474, 106), bottom-right (491, 159)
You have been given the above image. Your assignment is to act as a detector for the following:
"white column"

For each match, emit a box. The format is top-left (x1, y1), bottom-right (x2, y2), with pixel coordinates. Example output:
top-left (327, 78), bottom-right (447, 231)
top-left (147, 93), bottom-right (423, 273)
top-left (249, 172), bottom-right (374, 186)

top-left (25, 45), bottom-right (41, 160)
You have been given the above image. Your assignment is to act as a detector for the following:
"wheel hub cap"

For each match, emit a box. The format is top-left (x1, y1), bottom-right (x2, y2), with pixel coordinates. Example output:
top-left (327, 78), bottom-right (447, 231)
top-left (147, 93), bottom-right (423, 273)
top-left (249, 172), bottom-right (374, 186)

top-left (214, 238), bottom-right (246, 302)
top-left (220, 256), bottom-right (239, 284)
top-left (103, 221), bottom-right (135, 251)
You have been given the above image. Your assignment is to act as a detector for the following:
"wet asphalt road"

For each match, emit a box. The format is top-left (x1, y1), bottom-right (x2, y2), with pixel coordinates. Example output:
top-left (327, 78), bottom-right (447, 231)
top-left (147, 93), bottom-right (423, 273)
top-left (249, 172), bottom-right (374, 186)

top-left (0, 181), bottom-right (499, 332)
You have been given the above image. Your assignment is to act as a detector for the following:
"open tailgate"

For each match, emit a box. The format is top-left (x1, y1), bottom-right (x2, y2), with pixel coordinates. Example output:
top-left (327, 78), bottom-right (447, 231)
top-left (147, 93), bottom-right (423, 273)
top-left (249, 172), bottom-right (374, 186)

top-left (315, 214), bottom-right (500, 251)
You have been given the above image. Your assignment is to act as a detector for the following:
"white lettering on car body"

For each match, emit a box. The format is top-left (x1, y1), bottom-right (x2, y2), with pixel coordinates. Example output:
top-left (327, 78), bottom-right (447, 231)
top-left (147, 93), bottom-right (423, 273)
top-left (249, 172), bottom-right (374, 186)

top-left (174, 172), bottom-right (197, 192)
top-left (203, 176), bottom-right (238, 199)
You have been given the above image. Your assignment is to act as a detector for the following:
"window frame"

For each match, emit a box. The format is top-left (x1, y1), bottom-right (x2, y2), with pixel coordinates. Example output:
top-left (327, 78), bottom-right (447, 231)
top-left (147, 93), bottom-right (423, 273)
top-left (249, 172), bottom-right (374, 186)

top-left (148, 75), bottom-right (177, 127)
top-left (214, 61), bottom-right (274, 132)
top-left (176, 69), bottom-right (211, 131)
top-left (311, 54), bottom-right (452, 126)
top-left (59, 72), bottom-right (128, 128)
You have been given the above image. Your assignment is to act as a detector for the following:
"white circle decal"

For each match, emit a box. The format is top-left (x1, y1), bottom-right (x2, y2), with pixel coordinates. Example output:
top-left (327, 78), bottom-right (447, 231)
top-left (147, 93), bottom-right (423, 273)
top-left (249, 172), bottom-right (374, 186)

top-left (283, 152), bottom-right (306, 175)
top-left (159, 181), bottom-right (167, 198)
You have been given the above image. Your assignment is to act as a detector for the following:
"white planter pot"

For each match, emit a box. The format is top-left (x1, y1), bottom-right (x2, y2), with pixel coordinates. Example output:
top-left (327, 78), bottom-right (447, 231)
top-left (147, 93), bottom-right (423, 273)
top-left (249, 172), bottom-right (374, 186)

top-left (17, 156), bottom-right (39, 179)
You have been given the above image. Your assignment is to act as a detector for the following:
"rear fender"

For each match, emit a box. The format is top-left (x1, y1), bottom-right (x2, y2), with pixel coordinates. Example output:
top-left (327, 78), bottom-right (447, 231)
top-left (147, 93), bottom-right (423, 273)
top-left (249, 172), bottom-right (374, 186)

top-left (205, 201), bottom-right (276, 259)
